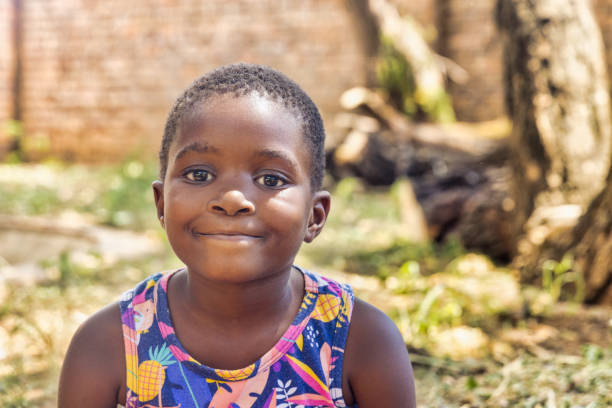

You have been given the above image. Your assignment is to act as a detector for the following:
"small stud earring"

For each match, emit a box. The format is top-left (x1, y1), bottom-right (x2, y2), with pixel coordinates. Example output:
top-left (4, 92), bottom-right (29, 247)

top-left (159, 215), bottom-right (164, 221)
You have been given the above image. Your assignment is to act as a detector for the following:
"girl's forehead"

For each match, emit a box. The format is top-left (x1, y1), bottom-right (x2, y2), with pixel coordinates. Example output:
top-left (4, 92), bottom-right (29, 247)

top-left (204, 93), bottom-right (284, 115)
top-left (178, 94), bottom-right (302, 138)
top-left (169, 93), bottom-right (309, 163)
top-left (189, 93), bottom-right (298, 125)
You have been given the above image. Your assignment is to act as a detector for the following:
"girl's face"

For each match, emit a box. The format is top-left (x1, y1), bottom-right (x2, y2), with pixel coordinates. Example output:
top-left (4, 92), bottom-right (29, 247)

top-left (153, 93), bottom-right (329, 283)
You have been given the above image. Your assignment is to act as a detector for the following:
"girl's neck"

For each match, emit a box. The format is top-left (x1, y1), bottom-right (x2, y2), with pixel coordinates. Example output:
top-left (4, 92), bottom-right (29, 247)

top-left (170, 265), bottom-right (304, 329)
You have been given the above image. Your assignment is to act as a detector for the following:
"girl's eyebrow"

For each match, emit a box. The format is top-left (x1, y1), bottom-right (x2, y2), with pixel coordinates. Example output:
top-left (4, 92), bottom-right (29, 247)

top-left (175, 142), bottom-right (219, 161)
top-left (256, 149), bottom-right (299, 172)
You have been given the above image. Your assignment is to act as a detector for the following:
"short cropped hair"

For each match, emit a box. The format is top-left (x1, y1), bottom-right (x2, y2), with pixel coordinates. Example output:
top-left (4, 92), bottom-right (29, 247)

top-left (159, 63), bottom-right (325, 190)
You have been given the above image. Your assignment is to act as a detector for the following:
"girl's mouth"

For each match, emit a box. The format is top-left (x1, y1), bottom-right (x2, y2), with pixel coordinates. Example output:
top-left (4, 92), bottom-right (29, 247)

top-left (193, 231), bottom-right (263, 241)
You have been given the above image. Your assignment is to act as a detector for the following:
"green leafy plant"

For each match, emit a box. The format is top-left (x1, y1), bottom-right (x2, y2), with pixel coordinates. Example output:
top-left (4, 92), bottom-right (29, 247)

top-left (0, 159), bottom-right (157, 228)
top-left (377, 35), bottom-right (419, 117)
top-left (376, 36), bottom-right (455, 123)
top-left (541, 253), bottom-right (585, 302)
top-left (96, 160), bottom-right (157, 229)
top-left (2, 120), bottom-right (24, 163)
top-left (582, 344), bottom-right (604, 363)
top-left (345, 238), bottom-right (464, 278)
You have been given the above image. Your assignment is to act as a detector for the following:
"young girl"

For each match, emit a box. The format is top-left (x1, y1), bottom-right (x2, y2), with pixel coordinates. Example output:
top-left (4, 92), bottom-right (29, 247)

top-left (59, 63), bottom-right (416, 408)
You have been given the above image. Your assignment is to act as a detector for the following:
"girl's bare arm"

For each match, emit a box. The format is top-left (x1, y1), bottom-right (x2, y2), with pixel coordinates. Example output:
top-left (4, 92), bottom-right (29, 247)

top-left (58, 302), bottom-right (125, 408)
top-left (344, 298), bottom-right (417, 407)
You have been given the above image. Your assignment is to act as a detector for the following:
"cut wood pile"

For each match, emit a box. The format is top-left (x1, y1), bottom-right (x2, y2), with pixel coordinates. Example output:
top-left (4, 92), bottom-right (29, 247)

top-left (326, 87), bottom-right (515, 259)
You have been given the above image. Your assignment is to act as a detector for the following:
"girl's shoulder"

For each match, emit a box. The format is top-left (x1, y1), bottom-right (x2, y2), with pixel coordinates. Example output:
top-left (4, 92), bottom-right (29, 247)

top-left (292, 268), bottom-right (416, 407)
top-left (342, 298), bottom-right (417, 407)
top-left (59, 271), bottom-right (175, 407)
top-left (58, 301), bottom-right (125, 407)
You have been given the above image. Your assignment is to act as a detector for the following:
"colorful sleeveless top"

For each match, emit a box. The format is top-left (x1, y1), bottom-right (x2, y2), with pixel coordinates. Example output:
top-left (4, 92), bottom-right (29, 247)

top-left (119, 266), bottom-right (356, 408)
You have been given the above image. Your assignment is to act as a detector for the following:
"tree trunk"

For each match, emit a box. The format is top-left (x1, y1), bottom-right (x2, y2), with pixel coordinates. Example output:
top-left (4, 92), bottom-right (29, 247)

top-left (496, 0), bottom-right (612, 290)
top-left (532, 167), bottom-right (612, 304)
top-left (569, 170), bottom-right (612, 303)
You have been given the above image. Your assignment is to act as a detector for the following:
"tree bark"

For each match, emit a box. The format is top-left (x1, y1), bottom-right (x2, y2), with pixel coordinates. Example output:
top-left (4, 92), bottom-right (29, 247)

top-left (496, 1), bottom-right (611, 260)
top-left (533, 168), bottom-right (612, 304)
top-left (569, 170), bottom-right (612, 303)
top-left (497, 0), bottom-right (612, 303)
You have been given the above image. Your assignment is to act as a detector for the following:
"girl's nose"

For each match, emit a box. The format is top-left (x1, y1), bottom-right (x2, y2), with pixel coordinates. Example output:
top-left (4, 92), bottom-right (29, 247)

top-left (208, 190), bottom-right (255, 216)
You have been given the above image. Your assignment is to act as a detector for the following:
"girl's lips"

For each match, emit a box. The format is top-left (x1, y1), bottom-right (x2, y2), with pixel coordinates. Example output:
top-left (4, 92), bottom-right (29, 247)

top-left (194, 232), bottom-right (263, 241)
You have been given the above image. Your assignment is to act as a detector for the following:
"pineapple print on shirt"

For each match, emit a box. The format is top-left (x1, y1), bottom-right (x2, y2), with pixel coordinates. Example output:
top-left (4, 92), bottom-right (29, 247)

top-left (137, 344), bottom-right (175, 402)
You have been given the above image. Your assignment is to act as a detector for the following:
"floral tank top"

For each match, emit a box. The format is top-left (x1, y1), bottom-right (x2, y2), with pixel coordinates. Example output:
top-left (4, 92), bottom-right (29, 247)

top-left (119, 266), bottom-right (356, 408)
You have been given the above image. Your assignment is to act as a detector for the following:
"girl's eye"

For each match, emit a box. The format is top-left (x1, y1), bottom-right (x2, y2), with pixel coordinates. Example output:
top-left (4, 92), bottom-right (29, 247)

top-left (256, 174), bottom-right (287, 188)
top-left (185, 169), bottom-right (212, 182)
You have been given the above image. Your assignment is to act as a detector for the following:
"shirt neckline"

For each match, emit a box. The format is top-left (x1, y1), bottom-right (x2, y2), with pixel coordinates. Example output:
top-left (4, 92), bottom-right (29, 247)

top-left (154, 265), bottom-right (319, 382)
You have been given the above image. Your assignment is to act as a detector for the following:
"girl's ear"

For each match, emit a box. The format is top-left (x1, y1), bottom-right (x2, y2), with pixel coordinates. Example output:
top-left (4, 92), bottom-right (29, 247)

top-left (304, 191), bottom-right (331, 243)
top-left (152, 180), bottom-right (165, 228)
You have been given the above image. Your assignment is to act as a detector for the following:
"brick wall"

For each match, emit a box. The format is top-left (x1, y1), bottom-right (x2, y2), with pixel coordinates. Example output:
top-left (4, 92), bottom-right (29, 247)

top-left (19, 0), bottom-right (365, 161)
top-left (1, 0), bottom-right (611, 161)
top-left (436, 0), bottom-right (505, 122)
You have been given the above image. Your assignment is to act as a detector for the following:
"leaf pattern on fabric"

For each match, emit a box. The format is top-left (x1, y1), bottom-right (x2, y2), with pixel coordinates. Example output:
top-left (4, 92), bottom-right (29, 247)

top-left (262, 390), bottom-right (277, 408)
top-left (283, 355), bottom-right (331, 400)
top-left (288, 393), bottom-right (335, 406)
top-left (209, 369), bottom-right (269, 407)
top-left (157, 321), bottom-right (174, 339)
top-left (296, 334), bottom-right (304, 351)
top-left (319, 343), bottom-right (332, 386)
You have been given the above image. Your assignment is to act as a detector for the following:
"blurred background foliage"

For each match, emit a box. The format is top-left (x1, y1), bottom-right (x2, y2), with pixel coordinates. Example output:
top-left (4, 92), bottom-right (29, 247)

top-left (376, 35), bottom-right (455, 123)
top-left (0, 159), bottom-right (157, 229)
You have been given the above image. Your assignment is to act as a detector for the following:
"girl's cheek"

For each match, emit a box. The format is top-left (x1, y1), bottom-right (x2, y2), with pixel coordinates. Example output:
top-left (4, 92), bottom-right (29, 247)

top-left (167, 186), bottom-right (201, 208)
top-left (266, 197), bottom-right (305, 220)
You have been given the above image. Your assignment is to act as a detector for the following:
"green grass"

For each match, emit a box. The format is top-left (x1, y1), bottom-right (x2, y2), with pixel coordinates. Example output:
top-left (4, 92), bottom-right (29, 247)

top-left (0, 160), bottom-right (158, 229)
